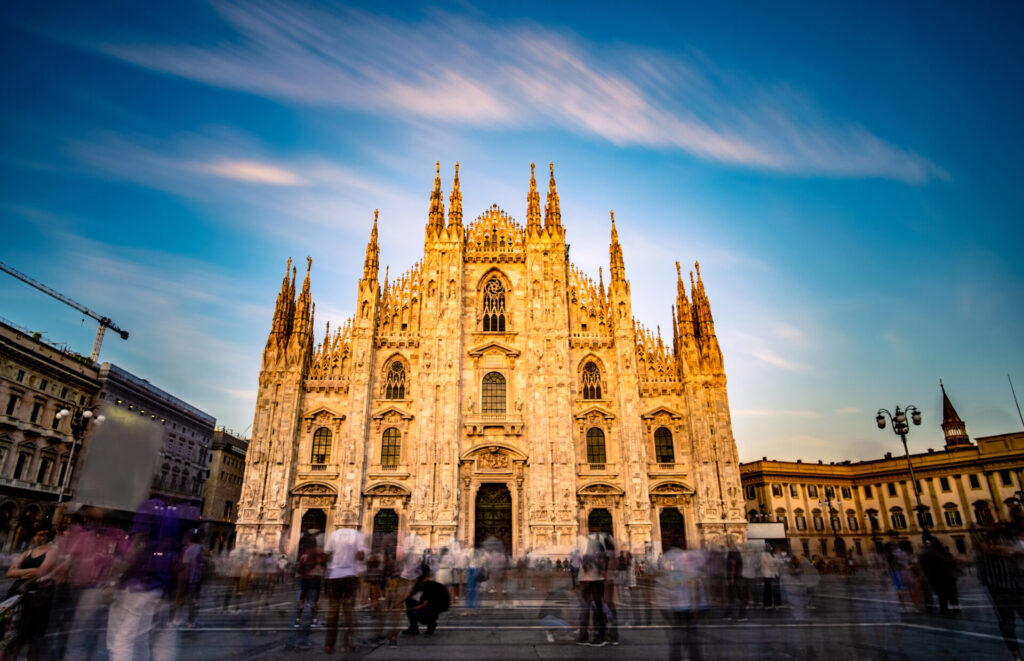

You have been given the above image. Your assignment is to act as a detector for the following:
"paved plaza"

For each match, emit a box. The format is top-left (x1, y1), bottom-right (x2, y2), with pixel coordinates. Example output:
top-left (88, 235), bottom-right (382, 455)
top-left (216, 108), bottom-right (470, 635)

top-left (37, 573), bottom-right (1017, 661)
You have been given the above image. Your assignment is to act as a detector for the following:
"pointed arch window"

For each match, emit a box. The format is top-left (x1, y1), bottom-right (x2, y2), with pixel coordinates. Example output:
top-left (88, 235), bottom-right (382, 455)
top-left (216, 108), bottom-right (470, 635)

top-left (586, 427), bottom-right (607, 464)
top-left (381, 428), bottom-right (401, 467)
top-left (654, 427), bottom-right (674, 463)
top-left (482, 278), bottom-right (506, 332)
top-left (481, 372), bottom-right (506, 415)
top-left (581, 362), bottom-right (602, 400)
top-left (384, 361), bottom-right (406, 400)
top-left (311, 427), bottom-right (331, 464)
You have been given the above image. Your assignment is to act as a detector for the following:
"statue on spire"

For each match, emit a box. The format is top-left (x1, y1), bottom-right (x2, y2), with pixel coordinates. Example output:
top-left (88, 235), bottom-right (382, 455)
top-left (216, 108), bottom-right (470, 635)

top-left (362, 209), bottom-right (380, 283)
top-left (544, 162), bottom-right (561, 230)
top-left (609, 210), bottom-right (625, 283)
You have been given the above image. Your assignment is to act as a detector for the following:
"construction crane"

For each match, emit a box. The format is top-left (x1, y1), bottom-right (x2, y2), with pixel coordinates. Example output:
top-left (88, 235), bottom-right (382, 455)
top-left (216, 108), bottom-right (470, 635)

top-left (0, 260), bottom-right (129, 362)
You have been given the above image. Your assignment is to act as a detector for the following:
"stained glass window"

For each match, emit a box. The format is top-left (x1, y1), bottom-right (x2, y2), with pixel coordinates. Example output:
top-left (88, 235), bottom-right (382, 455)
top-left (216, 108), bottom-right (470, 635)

top-left (384, 361), bottom-right (406, 400)
top-left (482, 278), bottom-right (506, 332)
top-left (381, 428), bottom-right (401, 466)
top-left (586, 427), bottom-right (607, 464)
top-left (481, 372), bottom-right (506, 414)
top-left (654, 427), bottom-right (674, 463)
top-left (311, 427), bottom-right (331, 464)
top-left (581, 362), bottom-right (602, 399)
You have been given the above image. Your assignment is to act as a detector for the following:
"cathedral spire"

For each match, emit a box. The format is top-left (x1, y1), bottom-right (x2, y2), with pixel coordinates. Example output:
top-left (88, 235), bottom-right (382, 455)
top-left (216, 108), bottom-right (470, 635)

top-left (427, 161), bottom-right (445, 236)
top-left (941, 381), bottom-right (972, 449)
top-left (292, 256), bottom-right (313, 336)
top-left (526, 162), bottom-right (542, 234)
top-left (544, 162), bottom-right (561, 231)
top-left (363, 210), bottom-right (380, 283)
top-left (609, 211), bottom-right (626, 283)
top-left (448, 162), bottom-right (463, 235)
top-left (674, 260), bottom-right (695, 340)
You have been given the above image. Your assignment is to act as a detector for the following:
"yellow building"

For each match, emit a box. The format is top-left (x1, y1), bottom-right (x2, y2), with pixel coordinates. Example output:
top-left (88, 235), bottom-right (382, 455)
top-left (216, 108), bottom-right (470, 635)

top-left (740, 386), bottom-right (1024, 558)
top-left (237, 163), bottom-right (746, 555)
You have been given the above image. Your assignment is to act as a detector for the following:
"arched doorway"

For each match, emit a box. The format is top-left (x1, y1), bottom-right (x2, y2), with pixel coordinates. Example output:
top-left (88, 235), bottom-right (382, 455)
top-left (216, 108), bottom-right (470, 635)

top-left (300, 508), bottom-right (327, 534)
top-left (660, 508), bottom-right (686, 550)
top-left (372, 508), bottom-right (399, 559)
top-left (588, 508), bottom-right (613, 536)
top-left (475, 484), bottom-right (512, 553)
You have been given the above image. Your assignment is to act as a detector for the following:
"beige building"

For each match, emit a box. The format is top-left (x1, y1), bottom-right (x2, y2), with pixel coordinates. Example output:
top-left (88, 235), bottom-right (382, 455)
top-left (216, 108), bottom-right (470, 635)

top-left (0, 319), bottom-right (101, 550)
top-left (237, 163), bottom-right (746, 556)
top-left (202, 427), bottom-right (248, 551)
top-left (740, 385), bottom-right (1024, 558)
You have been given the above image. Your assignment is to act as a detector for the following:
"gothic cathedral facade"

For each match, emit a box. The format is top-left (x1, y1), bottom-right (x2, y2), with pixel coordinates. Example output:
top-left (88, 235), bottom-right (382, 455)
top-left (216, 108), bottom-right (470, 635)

top-left (236, 163), bottom-right (746, 556)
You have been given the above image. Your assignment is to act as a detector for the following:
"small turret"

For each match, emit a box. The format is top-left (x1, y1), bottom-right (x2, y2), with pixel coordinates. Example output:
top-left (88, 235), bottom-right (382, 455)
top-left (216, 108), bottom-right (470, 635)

top-left (448, 162), bottom-right (463, 235)
top-left (609, 211), bottom-right (626, 284)
top-left (427, 161), bottom-right (445, 237)
top-left (544, 162), bottom-right (561, 231)
top-left (363, 210), bottom-right (380, 283)
top-left (526, 162), bottom-right (542, 235)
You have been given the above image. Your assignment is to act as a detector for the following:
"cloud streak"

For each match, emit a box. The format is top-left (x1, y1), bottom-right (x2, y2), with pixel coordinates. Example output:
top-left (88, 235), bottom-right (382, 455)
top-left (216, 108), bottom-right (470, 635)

top-left (76, 2), bottom-right (943, 183)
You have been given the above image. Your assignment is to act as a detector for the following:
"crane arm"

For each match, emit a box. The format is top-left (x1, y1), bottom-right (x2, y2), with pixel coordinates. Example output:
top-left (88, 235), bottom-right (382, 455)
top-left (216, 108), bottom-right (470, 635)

top-left (0, 260), bottom-right (129, 339)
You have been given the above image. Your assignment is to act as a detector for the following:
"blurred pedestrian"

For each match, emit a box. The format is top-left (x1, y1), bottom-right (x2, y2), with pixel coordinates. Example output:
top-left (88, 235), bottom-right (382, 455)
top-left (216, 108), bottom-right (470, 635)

top-left (323, 525), bottom-right (366, 654)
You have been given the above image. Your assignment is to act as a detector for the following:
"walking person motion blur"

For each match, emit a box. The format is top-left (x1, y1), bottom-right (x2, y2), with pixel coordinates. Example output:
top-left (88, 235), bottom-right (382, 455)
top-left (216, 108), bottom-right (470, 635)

top-left (322, 525), bottom-right (366, 654)
top-left (975, 522), bottom-right (1024, 660)
top-left (285, 531), bottom-right (325, 651)
top-left (402, 567), bottom-right (450, 636)
top-left (760, 544), bottom-right (782, 610)
top-left (722, 536), bottom-right (746, 621)
top-left (575, 523), bottom-right (611, 646)
top-left (657, 546), bottom-right (709, 661)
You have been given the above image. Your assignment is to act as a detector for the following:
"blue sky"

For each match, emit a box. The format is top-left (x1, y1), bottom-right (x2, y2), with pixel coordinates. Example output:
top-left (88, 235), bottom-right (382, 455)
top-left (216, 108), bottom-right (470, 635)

top-left (1, 1), bottom-right (1021, 461)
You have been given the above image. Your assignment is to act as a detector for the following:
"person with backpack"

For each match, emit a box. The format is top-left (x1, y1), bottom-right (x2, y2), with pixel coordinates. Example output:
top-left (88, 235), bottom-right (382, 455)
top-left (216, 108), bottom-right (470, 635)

top-left (402, 567), bottom-right (450, 636)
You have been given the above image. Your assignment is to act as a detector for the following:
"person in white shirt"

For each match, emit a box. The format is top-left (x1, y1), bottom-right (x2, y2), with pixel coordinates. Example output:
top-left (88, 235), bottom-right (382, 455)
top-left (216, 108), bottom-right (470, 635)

top-left (323, 526), bottom-right (367, 653)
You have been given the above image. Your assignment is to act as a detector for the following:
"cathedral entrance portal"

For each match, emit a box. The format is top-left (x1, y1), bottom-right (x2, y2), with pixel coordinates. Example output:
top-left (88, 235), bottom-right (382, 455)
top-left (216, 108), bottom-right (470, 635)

top-left (660, 508), bottom-right (686, 550)
top-left (300, 508), bottom-right (327, 534)
top-left (588, 508), bottom-right (613, 536)
top-left (372, 508), bottom-right (399, 558)
top-left (474, 484), bottom-right (512, 553)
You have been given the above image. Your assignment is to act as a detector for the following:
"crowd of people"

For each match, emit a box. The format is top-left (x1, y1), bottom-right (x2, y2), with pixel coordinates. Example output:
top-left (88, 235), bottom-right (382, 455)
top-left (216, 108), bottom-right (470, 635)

top-left (0, 503), bottom-right (1022, 660)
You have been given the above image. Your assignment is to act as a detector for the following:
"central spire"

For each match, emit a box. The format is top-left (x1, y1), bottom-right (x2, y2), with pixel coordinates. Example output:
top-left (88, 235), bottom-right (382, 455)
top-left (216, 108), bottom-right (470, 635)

top-left (609, 211), bottom-right (625, 283)
top-left (363, 209), bottom-right (380, 282)
top-left (427, 160), bottom-right (445, 236)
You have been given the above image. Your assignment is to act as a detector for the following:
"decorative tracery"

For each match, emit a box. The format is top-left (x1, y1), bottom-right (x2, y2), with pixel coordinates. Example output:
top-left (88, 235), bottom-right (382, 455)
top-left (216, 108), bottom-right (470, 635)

top-left (482, 278), bottom-right (506, 332)
top-left (581, 361), bottom-right (602, 399)
top-left (384, 361), bottom-right (406, 400)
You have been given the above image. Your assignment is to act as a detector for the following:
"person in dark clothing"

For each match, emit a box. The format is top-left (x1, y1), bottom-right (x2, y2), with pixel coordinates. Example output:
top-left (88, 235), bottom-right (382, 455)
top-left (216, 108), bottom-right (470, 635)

top-left (403, 569), bottom-right (449, 636)
top-left (723, 537), bottom-right (746, 620)
top-left (975, 523), bottom-right (1024, 658)
top-left (919, 537), bottom-right (959, 615)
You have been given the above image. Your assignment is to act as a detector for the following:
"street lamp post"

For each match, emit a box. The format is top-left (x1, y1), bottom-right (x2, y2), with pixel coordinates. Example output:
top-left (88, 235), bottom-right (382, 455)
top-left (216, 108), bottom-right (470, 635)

top-left (876, 405), bottom-right (929, 537)
top-left (818, 492), bottom-right (844, 556)
top-left (54, 404), bottom-right (104, 503)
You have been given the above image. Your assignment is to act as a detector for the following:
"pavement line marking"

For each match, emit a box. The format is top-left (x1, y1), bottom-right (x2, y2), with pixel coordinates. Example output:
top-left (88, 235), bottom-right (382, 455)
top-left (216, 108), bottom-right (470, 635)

top-left (901, 622), bottom-right (1013, 643)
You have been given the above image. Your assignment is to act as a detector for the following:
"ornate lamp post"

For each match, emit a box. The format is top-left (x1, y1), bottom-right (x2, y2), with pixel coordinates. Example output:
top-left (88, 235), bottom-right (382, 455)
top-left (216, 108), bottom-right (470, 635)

top-left (54, 404), bottom-right (104, 503)
top-left (876, 405), bottom-right (929, 537)
top-left (817, 492), bottom-right (844, 556)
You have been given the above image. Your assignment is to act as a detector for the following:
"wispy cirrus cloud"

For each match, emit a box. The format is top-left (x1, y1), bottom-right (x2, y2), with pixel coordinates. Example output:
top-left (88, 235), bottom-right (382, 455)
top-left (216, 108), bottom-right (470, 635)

top-left (734, 409), bottom-right (823, 419)
top-left (70, 1), bottom-right (944, 183)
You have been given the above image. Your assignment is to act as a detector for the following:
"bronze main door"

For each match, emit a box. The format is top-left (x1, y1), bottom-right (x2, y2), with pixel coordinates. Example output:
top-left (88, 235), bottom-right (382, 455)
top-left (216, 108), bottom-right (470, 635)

top-left (474, 483), bottom-right (512, 553)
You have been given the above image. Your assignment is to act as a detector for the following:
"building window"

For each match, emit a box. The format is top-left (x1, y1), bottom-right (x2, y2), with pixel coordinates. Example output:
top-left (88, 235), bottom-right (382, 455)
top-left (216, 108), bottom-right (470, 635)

top-left (887, 483), bottom-right (897, 497)
top-left (654, 427), bottom-right (674, 463)
top-left (5, 395), bottom-right (18, 416)
top-left (831, 514), bottom-right (842, 530)
top-left (481, 372), bottom-right (506, 414)
top-left (841, 486), bottom-right (852, 499)
top-left (891, 510), bottom-right (907, 529)
top-left (13, 453), bottom-right (30, 480)
top-left (969, 474), bottom-right (981, 489)
top-left (581, 361), bottom-right (603, 400)
top-left (39, 379), bottom-right (48, 392)
top-left (381, 428), bottom-right (401, 466)
top-left (310, 427), bottom-right (331, 464)
top-left (586, 428), bottom-right (607, 465)
top-left (863, 485), bottom-right (873, 498)
top-left (57, 461), bottom-right (68, 487)
top-left (918, 510), bottom-right (934, 528)
top-left (36, 457), bottom-right (53, 484)
top-left (813, 514), bottom-right (824, 531)
top-left (744, 485), bottom-right (755, 500)
top-left (795, 515), bottom-right (807, 531)
top-left (825, 486), bottom-right (835, 499)
top-left (1000, 470), bottom-right (1013, 486)
top-left (807, 485), bottom-right (818, 498)
top-left (975, 504), bottom-right (994, 525)
top-left (790, 484), bottom-right (799, 498)
top-left (223, 500), bottom-right (233, 521)
top-left (771, 484), bottom-right (783, 498)
top-left (481, 277), bottom-right (506, 332)
top-left (16, 370), bottom-right (25, 382)
top-left (953, 536), bottom-right (966, 554)
top-left (940, 477), bottom-right (951, 492)
top-left (847, 515), bottom-right (859, 531)
top-left (384, 361), bottom-right (406, 400)
top-left (29, 402), bottom-right (43, 424)
top-left (60, 387), bottom-right (68, 399)
top-left (944, 509), bottom-right (963, 527)
top-left (776, 511), bottom-right (788, 529)
top-left (854, 539), bottom-right (863, 556)
top-left (801, 539), bottom-right (810, 555)
top-left (866, 510), bottom-right (880, 531)
top-left (820, 539), bottom-right (828, 555)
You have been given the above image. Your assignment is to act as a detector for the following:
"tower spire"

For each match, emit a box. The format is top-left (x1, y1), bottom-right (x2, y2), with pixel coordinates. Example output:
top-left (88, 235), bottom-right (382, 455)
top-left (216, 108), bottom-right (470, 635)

top-left (609, 211), bottom-right (625, 283)
top-left (941, 381), bottom-right (972, 449)
top-left (526, 162), bottom-right (542, 234)
top-left (363, 210), bottom-right (380, 283)
top-left (427, 160), bottom-right (445, 236)
top-left (448, 161), bottom-right (463, 235)
top-left (544, 162), bottom-right (561, 231)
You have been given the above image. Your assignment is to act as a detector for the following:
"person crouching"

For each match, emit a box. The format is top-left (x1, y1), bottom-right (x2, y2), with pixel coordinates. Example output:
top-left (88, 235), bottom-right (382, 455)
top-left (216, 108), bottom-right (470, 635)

top-left (403, 567), bottom-right (450, 636)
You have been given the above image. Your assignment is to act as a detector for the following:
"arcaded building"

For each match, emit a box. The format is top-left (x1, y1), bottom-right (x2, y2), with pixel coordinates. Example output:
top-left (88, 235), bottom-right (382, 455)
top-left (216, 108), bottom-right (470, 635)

top-left (237, 163), bottom-right (746, 556)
